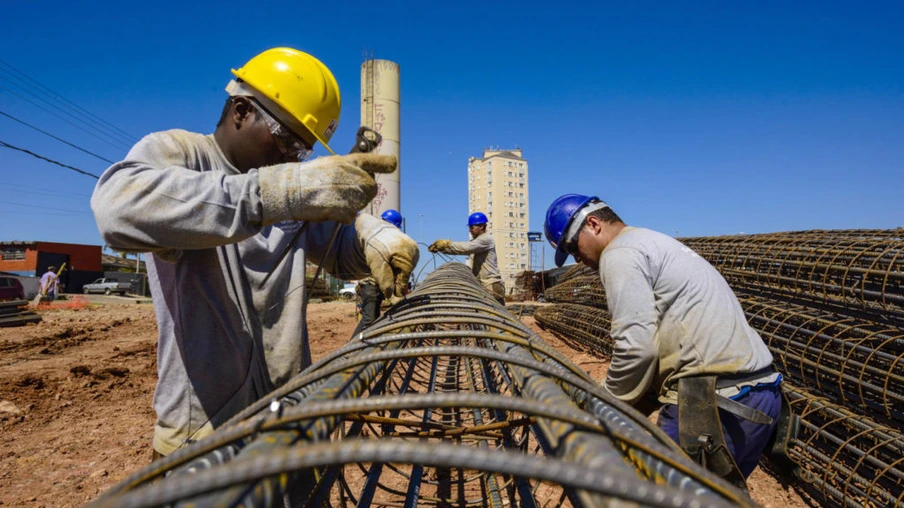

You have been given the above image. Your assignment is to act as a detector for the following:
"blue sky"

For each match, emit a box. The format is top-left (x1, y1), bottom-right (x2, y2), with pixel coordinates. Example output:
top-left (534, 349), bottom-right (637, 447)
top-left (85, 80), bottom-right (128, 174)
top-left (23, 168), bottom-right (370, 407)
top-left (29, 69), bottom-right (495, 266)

top-left (1, 1), bottom-right (901, 274)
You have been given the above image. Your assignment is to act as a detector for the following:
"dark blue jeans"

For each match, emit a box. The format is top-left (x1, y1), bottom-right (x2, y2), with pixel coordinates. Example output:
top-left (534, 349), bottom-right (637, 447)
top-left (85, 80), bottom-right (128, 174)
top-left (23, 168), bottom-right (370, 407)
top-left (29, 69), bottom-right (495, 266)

top-left (657, 383), bottom-right (782, 477)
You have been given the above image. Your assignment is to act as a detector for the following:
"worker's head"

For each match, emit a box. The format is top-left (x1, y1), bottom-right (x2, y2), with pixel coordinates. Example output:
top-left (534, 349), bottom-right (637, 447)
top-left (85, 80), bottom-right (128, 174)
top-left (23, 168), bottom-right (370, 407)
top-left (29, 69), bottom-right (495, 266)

top-left (467, 212), bottom-right (488, 236)
top-left (381, 209), bottom-right (403, 228)
top-left (544, 194), bottom-right (624, 268)
top-left (46, 265), bottom-right (55, 272)
top-left (215, 47), bottom-right (341, 172)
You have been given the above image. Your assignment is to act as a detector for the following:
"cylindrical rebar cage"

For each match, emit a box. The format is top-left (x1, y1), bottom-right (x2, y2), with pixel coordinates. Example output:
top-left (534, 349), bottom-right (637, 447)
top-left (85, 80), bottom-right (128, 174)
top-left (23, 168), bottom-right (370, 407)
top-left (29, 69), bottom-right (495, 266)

top-left (91, 263), bottom-right (749, 508)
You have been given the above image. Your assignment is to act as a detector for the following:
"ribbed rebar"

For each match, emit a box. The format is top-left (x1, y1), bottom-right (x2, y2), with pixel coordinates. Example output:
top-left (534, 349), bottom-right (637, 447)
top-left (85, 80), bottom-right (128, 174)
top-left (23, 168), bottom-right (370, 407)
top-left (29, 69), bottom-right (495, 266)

top-left (784, 384), bottom-right (904, 507)
top-left (535, 303), bottom-right (613, 357)
top-left (738, 293), bottom-right (904, 424)
top-left (680, 229), bottom-right (904, 319)
top-left (90, 263), bottom-right (750, 508)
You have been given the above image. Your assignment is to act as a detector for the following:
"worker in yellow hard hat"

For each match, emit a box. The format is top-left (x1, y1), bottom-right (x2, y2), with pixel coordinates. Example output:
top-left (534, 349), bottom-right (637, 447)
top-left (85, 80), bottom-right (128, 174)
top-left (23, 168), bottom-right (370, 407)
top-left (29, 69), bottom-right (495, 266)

top-left (91, 47), bottom-right (419, 459)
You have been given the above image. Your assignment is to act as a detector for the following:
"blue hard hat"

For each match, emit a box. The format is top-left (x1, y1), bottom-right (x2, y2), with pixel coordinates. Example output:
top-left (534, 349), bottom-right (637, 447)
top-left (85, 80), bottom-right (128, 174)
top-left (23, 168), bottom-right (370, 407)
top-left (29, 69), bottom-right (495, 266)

top-left (544, 194), bottom-right (598, 267)
top-left (381, 209), bottom-right (403, 228)
top-left (467, 212), bottom-right (488, 226)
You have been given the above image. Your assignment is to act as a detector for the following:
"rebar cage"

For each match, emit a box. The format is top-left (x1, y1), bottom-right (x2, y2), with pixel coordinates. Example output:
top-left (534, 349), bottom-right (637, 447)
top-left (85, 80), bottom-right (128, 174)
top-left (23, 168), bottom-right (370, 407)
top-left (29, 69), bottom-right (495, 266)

top-left (91, 263), bottom-right (749, 508)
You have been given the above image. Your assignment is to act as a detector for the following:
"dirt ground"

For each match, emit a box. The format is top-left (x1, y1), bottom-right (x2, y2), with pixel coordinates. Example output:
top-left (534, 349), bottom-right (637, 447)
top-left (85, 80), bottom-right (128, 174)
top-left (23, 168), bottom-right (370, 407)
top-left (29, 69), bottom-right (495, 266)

top-left (0, 300), bottom-right (809, 507)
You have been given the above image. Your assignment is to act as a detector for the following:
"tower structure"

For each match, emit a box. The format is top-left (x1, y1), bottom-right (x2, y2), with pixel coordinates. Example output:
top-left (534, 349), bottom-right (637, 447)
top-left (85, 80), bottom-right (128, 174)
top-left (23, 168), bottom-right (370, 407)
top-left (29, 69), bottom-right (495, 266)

top-left (361, 59), bottom-right (400, 217)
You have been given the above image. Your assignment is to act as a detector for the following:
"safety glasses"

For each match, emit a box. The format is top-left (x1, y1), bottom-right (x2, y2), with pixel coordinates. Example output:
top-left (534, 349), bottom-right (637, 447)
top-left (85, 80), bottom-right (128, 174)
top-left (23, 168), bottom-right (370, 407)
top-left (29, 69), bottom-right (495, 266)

top-left (249, 100), bottom-right (314, 162)
top-left (564, 235), bottom-right (581, 257)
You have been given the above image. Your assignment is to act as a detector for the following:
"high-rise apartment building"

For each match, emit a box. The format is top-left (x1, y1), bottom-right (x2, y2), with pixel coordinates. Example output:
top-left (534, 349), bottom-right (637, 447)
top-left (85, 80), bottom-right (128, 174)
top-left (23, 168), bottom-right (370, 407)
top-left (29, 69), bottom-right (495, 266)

top-left (467, 149), bottom-right (529, 291)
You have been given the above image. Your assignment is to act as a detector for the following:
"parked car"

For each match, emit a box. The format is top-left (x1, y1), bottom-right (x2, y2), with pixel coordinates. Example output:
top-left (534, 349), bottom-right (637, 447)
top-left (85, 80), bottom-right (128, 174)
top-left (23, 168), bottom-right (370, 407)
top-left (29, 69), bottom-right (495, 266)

top-left (339, 282), bottom-right (358, 300)
top-left (82, 278), bottom-right (131, 296)
top-left (0, 276), bottom-right (25, 301)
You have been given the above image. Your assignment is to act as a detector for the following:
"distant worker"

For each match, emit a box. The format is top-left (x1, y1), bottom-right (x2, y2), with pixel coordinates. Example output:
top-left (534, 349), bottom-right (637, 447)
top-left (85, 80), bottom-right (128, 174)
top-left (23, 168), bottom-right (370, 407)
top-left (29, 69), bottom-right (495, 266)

top-left (351, 209), bottom-right (404, 337)
top-left (543, 194), bottom-right (781, 489)
top-left (429, 212), bottom-right (505, 304)
top-left (39, 266), bottom-right (60, 302)
top-left (91, 47), bottom-right (419, 459)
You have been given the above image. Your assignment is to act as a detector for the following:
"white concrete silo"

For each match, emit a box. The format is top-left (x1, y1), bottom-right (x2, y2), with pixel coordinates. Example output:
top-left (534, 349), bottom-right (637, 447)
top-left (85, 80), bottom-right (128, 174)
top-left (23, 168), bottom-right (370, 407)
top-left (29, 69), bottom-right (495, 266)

top-left (361, 59), bottom-right (400, 219)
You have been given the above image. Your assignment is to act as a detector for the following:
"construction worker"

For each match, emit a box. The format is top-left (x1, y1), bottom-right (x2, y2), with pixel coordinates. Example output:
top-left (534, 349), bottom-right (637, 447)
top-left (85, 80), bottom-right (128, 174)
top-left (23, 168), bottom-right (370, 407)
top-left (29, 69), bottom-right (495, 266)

top-left (429, 212), bottom-right (505, 304)
top-left (39, 266), bottom-right (60, 302)
top-left (543, 194), bottom-right (781, 489)
top-left (351, 209), bottom-right (403, 337)
top-left (90, 47), bottom-right (419, 458)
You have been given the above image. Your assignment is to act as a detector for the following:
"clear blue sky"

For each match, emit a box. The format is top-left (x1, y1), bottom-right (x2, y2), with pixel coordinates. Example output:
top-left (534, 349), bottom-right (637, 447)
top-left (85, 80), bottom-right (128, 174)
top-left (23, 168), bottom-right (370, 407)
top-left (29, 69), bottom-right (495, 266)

top-left (1, 1), bottom-right (901, 274)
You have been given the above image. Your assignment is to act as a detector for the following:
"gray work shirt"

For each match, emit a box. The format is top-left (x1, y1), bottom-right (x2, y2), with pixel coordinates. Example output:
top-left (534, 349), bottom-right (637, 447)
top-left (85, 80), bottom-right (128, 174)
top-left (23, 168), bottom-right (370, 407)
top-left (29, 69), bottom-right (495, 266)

top-left (91, 129), bottom-right (370, 454)
top-left (444, 233), bottom-right (503, 287)
top-left (599, 227), bottom-right (776, 405)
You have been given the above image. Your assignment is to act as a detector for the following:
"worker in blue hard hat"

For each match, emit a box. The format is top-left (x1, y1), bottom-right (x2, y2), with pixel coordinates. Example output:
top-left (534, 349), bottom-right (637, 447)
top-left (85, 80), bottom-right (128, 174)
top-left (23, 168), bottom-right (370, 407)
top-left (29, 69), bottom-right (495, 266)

top-left (351, 209), bottom-right (405, 337)
top-left (544, 194), bottom-right (782, 490)
top-left (380, 209), bottom-right (403, 228)
top-left (429, 212), bottom-right (505, 305)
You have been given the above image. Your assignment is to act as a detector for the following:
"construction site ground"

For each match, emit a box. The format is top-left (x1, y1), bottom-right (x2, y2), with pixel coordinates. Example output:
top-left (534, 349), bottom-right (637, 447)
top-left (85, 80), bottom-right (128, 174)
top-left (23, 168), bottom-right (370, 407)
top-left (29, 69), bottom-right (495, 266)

top-left (1, 300), bottom-right (810, 507)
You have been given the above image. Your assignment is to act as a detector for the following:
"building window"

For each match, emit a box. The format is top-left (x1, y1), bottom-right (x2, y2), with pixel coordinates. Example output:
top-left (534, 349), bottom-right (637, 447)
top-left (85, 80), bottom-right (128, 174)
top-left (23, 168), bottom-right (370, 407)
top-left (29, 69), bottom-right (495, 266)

top-left (0, 248), bottom-right (26, 260)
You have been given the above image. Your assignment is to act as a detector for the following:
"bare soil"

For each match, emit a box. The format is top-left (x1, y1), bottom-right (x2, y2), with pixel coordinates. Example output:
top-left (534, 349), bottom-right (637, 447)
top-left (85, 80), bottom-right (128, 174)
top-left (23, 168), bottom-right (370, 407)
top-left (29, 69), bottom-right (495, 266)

top-left (0, 302), bottom-right (809, 507)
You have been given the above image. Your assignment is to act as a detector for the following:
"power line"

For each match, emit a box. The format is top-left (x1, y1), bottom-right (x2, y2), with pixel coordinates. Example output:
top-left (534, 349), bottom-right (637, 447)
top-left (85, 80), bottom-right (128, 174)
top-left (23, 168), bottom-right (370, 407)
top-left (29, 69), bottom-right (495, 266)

top-left (0, 109), bottom-right (116, 164)
top-left (0, 182), bottom-right (93, 198)
top-left (0, 139), bottom-right (100, 179)
top-left (0, 82), bottom-right (132, 152)
top-left (0, 199), bottom-right (92, 214)
top-left (0, 57), bottom-right (138, 145)
top-left (0, 80), bottom-right (129, 150)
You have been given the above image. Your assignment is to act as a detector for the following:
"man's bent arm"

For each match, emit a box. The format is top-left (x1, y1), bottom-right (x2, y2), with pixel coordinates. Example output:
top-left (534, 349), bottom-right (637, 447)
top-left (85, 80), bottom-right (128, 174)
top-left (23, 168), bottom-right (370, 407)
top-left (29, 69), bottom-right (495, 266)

top-left (91, 131), bottom-right (266, 254)
top-left (600, 247), bottom-right (660, 405)
top-left (445, 235), bottom-right (491, 255)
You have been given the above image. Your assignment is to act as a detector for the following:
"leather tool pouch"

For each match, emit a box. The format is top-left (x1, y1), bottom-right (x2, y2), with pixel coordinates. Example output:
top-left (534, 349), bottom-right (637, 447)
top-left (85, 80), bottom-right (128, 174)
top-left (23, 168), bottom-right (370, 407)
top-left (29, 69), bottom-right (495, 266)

top-left (766, 387), bottom-right (801, 477)
top-left (678, 376), bottom-right (748, 491)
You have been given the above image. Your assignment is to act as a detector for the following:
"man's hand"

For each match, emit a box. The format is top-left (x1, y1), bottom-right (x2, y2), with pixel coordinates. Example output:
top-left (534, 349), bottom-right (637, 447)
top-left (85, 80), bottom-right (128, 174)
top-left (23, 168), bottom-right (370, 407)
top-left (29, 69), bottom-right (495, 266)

top-left (428, 239), bottom-right (452, 253)
top-left (259, 154), bottom-right (398, 225)
top-left (356, 214), bottom-right (420, 298)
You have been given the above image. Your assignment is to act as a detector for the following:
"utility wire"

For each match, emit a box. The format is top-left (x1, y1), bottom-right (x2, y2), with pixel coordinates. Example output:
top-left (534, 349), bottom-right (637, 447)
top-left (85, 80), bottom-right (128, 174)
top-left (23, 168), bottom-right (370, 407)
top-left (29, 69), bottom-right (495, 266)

top-left (0, 82), bottom-right (132, 152)
top-left (0, 182), bottom-right (92, 198)
top-left (0, 199), bottom-right (92, 214)
top-left (0, 109), bottom-right (115, 164)
top-left (0, 140), bottom-right (100, 179)
top-left (0, 57), bottom-right (138, 145)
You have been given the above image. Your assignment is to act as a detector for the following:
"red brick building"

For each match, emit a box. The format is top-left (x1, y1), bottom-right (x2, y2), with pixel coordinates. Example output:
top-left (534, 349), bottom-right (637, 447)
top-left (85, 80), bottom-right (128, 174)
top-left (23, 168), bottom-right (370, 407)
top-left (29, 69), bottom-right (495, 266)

top-left (0, 241), bottom-right (103, 292)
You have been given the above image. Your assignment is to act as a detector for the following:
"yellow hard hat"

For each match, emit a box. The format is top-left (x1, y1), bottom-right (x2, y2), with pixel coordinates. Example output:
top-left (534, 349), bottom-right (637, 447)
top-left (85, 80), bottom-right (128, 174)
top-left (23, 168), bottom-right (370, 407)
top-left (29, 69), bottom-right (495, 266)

top-left (231, 47), bottom-right (341, 154)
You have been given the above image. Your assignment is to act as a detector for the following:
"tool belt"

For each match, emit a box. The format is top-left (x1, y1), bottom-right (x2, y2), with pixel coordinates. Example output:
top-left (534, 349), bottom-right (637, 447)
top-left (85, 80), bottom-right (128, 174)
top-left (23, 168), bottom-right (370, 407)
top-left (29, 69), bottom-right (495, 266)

top-left (677, 374), bottom-right (774, 492)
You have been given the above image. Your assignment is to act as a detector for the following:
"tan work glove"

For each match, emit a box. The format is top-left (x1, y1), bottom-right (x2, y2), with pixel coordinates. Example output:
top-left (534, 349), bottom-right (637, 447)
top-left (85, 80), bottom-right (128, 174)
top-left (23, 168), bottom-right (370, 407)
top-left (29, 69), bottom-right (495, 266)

top-left (428, 239), bottom-right (452, 253)
top-left (258, 154), bottom-right (397, 225)
top-left (356, 214), bottom-right (419, 298)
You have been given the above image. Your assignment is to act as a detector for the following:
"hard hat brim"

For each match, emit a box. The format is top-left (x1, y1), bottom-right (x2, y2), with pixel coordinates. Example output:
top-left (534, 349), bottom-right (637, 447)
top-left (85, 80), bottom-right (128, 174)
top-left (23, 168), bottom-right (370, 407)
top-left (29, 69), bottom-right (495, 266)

top-left (554, 245), bottom-right (569, 267)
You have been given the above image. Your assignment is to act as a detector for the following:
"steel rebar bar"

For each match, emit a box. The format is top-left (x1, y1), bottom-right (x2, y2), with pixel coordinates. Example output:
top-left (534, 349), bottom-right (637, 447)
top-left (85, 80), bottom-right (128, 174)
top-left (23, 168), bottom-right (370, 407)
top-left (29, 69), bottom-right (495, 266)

top-left (91, 263), bottom-right (749, 508)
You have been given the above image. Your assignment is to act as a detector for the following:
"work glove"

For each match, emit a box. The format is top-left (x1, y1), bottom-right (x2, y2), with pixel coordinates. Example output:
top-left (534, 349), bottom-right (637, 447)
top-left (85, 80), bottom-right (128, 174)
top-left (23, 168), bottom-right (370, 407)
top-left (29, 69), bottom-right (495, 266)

top-left (356, 214), bottom-right (420, 298)
top-left (428, 239), bottom-right (452, 253)
top-left (258, 154), bottom-right (398, 225)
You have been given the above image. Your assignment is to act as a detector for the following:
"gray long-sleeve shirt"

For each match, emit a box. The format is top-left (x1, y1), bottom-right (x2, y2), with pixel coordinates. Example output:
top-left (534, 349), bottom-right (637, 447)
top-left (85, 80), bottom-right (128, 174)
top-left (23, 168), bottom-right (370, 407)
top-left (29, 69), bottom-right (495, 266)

top-left (599, 227), bottom-right (775, 405)
top-left (91, 129), bottom-right (370, 454)
top-left (444, 233), bottom-right (502, 286)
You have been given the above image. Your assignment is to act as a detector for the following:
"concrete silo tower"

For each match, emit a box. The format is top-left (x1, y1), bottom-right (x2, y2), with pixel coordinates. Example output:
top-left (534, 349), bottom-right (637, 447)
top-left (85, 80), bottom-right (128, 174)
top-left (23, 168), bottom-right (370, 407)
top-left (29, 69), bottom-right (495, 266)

top-left (361, 59), bottom-right (401, 219)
